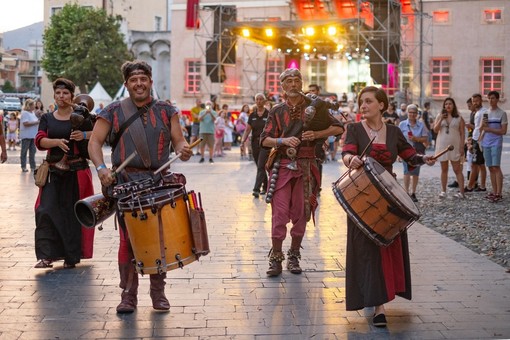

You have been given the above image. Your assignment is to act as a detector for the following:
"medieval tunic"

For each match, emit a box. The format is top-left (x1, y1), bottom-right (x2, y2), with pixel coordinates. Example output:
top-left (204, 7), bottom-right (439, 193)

top-left (342, 122), bottom-right (424, 310)
top-left (34, 112), bottom-right (95, 264)
top-left (260, 98), bottom-right (342, 240)
top-left (98, 99), bottom-right (177, 264)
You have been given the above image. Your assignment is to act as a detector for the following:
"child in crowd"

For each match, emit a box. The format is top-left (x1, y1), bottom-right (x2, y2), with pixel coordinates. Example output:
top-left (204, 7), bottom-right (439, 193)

top-left (7, 112), bottom-right (18, 151)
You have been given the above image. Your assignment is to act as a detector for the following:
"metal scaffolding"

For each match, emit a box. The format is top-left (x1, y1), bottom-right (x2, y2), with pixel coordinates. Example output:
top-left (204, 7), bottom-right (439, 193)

top-left (191, 1), bottom-right (431, 103)
top-left (400, 7), bottom-right (433, 106)
top-left (193, 5), bottom-right (242, 103)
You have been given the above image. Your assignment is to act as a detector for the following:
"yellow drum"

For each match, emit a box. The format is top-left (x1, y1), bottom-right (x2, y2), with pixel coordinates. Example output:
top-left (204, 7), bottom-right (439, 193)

top-left (117, 183), bottom-right (197, 274)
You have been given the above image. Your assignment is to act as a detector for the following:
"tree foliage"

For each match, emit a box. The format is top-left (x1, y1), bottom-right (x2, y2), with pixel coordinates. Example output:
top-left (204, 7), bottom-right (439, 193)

top-left (42, 4), bottom-right (131, 96)
top-left (2, 80), bottom-right (15, 93)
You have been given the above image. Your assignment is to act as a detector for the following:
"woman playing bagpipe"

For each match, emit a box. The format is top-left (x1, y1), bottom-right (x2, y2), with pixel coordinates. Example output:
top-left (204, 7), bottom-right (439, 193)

top-left (33, 78), bottom-right (96, 269)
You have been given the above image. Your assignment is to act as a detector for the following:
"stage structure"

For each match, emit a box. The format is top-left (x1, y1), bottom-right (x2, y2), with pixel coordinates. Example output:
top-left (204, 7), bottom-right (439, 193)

top-left (192, 5), bottom-right (238, 101)
top-left (399, 1), bottom-right (433, 106)
top-left (190, 1), bottom-right (433, 102)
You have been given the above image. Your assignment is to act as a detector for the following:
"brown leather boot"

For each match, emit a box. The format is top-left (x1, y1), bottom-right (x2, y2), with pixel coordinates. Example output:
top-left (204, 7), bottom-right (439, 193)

top-left (116, 264), bottom-right (138, 313)
top-left (286, 249), bottom-right (302, 274)
top-left (150, 274), bottom-right (170, 311)
top-left (266, 250), bottom-right (285, 277)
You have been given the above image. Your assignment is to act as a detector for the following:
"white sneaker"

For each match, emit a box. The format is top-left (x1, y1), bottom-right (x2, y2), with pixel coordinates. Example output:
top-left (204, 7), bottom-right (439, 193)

top-left (439, 192), bottom-right (446, 198)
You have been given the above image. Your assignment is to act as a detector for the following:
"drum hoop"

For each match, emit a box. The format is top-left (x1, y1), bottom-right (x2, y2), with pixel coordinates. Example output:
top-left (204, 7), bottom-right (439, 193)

top-left (134, 254), bottom-right (197, 275)
top-left (364, 157), bottom-right (420, 219)
top-left (113, 177), bottom-right (154, 198)
top-left (117, 183), bottom-right (185, 210)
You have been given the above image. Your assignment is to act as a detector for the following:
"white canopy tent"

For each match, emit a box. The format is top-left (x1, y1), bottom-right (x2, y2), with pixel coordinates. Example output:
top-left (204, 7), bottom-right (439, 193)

top-left (89, 82), bottom-right (113, 112)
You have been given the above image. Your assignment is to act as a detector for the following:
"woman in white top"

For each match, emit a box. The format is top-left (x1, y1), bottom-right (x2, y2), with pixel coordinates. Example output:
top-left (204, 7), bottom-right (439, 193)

top-left (433, 97), bottom-right (466, 198)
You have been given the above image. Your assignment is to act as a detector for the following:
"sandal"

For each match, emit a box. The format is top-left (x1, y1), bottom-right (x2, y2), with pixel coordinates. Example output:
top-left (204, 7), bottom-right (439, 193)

top-left (34, 259), bottom-right (53, 268)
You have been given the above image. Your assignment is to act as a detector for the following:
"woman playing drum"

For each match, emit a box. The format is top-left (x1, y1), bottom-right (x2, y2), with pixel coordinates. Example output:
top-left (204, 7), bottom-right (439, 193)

top-left (341, 86), bottom-right (435, 327)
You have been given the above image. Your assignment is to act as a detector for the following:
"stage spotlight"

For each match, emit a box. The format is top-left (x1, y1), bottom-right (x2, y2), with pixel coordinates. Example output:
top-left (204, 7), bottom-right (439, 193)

top-left (304, 44), bottom-right (311, 51)
top-left (242, 29), bottom-right (250, 37)
top-left (337, 44), bottom-right (344, 51)
top-left (364, 48), bottom-right (370, 53)
top-left (266, 45), bottom-right (273, 51)
top-left (327, 26), bottom-right (337, 36)
top-left (265, 28), bottom-right (274, 37)
top-left (304, 27), bottom-right (315, 36)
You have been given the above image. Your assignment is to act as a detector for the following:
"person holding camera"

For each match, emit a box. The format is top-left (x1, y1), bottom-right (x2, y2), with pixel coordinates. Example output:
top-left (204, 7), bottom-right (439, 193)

top-left (433, 97), bottom-right (466, 198)
top-left (198, 101), bottom-right (217, 163)
top-left (34, 78), bottom-right (95, 269)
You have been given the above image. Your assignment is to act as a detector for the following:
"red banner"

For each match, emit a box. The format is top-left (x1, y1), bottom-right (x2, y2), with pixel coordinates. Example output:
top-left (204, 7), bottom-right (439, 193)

top-left (186, 0), bottom-right (200, 29)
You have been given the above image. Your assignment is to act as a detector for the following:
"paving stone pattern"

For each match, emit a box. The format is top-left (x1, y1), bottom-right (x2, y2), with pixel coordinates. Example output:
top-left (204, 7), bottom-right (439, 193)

top-left (0, 143), bottom-right (509, 339)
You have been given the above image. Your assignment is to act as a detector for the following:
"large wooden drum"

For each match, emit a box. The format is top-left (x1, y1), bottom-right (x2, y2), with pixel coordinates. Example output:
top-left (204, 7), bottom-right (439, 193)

top-left (332, 157), bottom-right (421, 247)
top-left (117, 183), bottom-right (197, 274)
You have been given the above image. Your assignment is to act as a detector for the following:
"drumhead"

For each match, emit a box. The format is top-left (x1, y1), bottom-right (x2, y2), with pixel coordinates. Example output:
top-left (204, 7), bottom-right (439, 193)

top-left (117, 183), bottom-right (185, 210)
top-left (364, 157), bottom-right (420, 218)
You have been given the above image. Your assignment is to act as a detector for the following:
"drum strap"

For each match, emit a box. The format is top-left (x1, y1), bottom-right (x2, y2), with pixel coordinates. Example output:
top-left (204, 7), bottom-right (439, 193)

top-left (387, 205), bottom-right (413, 220)
top-left (157, 210), bottom-right (167, 273)
top-left (118, 98), bottom-right (155, 169)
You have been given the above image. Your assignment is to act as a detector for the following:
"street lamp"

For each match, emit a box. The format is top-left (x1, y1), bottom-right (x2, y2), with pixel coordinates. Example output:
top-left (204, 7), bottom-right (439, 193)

top-left (34, 40), bottom-right (39, 94)
top-left (29, 38), bottom-right (43, 95)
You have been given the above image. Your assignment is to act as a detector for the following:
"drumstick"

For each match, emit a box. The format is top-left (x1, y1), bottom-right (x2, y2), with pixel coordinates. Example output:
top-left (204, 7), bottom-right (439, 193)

top-left (114, 151), bottom-right (138, 175)
top-left (360, 136), bottom-right (376, 158)
top-left (153, 138), bottom-right (203, 175)
top-left (430, 145), bottom-right (454, 161)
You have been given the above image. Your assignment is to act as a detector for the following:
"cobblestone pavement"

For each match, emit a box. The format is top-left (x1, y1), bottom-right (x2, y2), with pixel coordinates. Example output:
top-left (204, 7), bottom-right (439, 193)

top-left (0, 141), bottom-right (509, 339)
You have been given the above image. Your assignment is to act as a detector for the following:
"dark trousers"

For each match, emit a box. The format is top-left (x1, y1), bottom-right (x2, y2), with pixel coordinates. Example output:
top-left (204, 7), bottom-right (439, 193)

top-left (252, 142), bottom-right (268, 192)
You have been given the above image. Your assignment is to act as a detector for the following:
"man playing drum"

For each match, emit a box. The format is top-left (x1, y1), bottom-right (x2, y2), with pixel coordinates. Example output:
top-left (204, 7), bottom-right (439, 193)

top-left (260, 68), bottom-right (343, 276)
top-left (88, 60), bottom-right (192, 313)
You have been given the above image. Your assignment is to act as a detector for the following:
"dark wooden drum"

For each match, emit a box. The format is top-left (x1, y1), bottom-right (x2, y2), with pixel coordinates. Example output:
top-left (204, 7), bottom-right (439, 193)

top-left (332, 157), bottom-right (421, 247)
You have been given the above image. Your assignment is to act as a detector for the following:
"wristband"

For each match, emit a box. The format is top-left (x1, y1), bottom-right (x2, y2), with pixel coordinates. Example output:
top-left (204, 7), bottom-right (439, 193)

top-left (277, 138), bottom-right (282, 146)
top-left (96, 164), bottom-right (107, 171)
top-left (83, 131), bottom-right (87, 139)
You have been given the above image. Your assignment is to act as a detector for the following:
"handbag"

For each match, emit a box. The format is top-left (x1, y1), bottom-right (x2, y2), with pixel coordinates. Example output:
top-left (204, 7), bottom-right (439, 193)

top-left (34, 160), bottom-right (50, 187)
